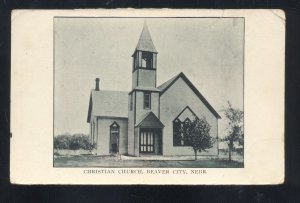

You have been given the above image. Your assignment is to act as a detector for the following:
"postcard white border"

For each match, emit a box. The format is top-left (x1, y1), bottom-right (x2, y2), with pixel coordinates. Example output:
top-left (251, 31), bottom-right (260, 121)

top-left (11, 9), bottom-right (285, 185)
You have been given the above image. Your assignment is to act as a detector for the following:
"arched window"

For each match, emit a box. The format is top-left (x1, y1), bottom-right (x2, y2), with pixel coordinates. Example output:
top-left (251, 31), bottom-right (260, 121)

top-left (110, 122), bottom-right (120, 154)
top-left (172, 106), bottom-right (198, 147)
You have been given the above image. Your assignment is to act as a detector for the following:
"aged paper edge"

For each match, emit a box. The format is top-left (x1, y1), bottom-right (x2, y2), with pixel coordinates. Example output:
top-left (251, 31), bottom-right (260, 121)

top-left (10, 9), bottom-right (285, 185)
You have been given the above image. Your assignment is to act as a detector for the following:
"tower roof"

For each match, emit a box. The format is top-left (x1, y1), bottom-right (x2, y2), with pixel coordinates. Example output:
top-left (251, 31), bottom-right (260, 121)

top-left (134, 21), bottom-right (157, 53)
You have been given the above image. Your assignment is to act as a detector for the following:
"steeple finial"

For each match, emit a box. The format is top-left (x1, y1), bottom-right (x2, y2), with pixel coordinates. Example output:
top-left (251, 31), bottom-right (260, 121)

top-left (143, 19), bottom-right (148, 29)
top-left (134, 20), bottom-right (157, 53)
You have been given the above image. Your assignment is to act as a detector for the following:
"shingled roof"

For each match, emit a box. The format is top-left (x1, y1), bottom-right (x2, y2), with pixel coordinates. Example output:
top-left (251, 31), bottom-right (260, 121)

top-left (87, 90), bottom-right (128, 122)
top-left (136, 112), bottom-right (164, 128)
top-left (157, 72), bottom-right (221, 119)
top-left (134, 21), bottom-right (158, 53)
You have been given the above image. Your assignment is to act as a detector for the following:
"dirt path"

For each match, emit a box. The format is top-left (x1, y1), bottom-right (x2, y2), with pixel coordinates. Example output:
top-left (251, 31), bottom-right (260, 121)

top-left (54, 156), bottom-right (243, 168)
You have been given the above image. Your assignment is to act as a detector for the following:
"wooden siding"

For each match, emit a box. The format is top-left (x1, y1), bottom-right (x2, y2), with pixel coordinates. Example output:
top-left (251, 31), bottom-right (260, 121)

top-left (160, 77), bottom-right (219, 156)
top-left (132, 70), bottom-right (138, 89)
top-left (136, 112), bottom-right (164, 128)
top-left (135, 91), bottom-right (159, 125)
top-left (96, 118), bottom-right (128, 155)
top-left (127, 92), bottom-right (135, 156)
top-left (137, 69), bottom-right (156, 87)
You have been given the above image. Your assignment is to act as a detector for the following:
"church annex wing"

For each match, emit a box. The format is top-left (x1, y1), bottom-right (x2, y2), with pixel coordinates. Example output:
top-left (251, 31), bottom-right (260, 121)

top-left (87, 90), bottom-right (128, 123)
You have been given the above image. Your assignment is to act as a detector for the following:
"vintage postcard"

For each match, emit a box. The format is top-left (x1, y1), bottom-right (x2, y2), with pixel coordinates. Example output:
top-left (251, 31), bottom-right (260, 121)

top-left (11, 9), bottom-right (285, 184)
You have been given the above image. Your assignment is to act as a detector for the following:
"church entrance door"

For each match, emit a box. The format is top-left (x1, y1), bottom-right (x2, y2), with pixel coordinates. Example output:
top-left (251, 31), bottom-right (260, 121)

top-left (110, 122), bottom-right (120, 154)
top-left (110, 132), bottom-right (119, 154)
top-left (139, 128), bottom-right (162, 155)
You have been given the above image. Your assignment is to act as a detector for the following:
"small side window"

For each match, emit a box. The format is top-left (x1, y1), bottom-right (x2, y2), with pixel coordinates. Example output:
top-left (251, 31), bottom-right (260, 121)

top-left (144, 92), bottom-right (151, 109)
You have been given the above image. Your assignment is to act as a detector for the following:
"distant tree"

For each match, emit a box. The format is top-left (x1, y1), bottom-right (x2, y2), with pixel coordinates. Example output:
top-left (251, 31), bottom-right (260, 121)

top-left (222, 101), bottom-right (244, 161)
top-left (54, 135), bottom-right (70, 149)
top-left (182, 117), bottom-right (215, 160)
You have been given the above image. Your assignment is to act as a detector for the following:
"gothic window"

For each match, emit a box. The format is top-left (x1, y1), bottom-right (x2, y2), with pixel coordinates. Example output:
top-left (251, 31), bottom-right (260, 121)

top-left (110, 122), bottom-right (120, 153)
top-left (144, 92), bottom-right (151, 109)
top-left (182, 118), bottom-right (192, 146)
top-left (173, 119), bottom-right (182, 146)
top-left (141, 52), bottom-right (153, 69)
top-left (173, 116), bottom-right (195, 146)
top-left (183, 118), bottom-right (191, 127)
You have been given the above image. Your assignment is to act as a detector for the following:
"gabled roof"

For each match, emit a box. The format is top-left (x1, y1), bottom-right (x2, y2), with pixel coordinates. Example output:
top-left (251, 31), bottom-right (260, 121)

top-left (134, 21), bottom-right (157, 53)
top-left (157, 72), bottom-right (221, 119)
top-left (157, 73), bottom-right (181, 92)
top-left (136, 112), bottom-right (164, 128)
top-left (87, 90), bottom-right (128, 122)
top-left (128, 86), bottom-right (161, 95)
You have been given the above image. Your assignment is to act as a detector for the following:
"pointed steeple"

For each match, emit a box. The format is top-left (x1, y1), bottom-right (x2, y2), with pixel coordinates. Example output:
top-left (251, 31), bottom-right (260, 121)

top-left (135, 21), bottom-right (157, 53)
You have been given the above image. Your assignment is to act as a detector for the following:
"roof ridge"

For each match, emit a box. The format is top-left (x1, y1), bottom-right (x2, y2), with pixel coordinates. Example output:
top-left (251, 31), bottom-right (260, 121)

top-left (136, 111), bottom-right (164, 128)
top-left (157, 72), bottom-right (182, 91)
top-left (92, 89), bottom-right (129, 93)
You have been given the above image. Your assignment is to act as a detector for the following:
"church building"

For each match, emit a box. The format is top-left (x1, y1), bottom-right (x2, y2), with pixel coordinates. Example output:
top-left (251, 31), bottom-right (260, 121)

top-left (87, 22), bottom-right (221, 157)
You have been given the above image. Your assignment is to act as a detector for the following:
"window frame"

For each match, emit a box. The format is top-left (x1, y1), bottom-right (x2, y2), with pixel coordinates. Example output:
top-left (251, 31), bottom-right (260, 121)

top-left (109, 122), bottom-right (120, 153)
top-left (173, 119), bottom-right (182, 146)
top-left (173, 117), bottom-right (196, 147)
top-left (143, 92), bottom-right (151, 110)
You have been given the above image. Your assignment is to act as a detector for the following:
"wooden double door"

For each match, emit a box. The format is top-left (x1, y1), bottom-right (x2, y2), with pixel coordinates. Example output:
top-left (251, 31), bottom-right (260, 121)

top-left (139, 128), bottom-right (162, 154)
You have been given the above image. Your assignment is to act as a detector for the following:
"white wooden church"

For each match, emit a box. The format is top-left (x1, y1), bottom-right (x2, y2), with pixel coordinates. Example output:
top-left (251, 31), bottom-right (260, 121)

top-left (87, 22), bottom-right (221, 157)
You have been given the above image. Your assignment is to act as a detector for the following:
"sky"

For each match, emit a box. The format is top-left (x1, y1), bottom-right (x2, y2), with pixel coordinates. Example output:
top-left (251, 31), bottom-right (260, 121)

top-left (54, 17), bottom-right (244, 137)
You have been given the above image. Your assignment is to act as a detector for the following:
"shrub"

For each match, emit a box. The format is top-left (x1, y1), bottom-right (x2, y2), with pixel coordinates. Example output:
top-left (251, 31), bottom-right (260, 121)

top-left (54, 134), bottom-right (70, 149)
top-left (54, 133), bottom-right (94, 150)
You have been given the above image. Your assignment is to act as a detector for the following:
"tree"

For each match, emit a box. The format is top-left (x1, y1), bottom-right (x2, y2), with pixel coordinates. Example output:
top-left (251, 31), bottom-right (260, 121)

top-left (182, 117), bottom-right (215, 160)
top-left (222, 101), bottom-right (244, 161)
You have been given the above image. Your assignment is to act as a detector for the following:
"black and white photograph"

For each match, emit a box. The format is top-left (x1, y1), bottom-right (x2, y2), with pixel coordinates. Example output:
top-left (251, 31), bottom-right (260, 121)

top-left (2, 0), bottom-right (298, 198)
top-left (53, 17), bottom-right (244, 168)
top-left (10, 9), bottom-right (285, 185)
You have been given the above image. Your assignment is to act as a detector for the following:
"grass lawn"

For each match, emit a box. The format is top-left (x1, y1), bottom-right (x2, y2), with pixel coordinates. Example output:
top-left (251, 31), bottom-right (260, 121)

top-left (54, 155), bottom-right (243, 168)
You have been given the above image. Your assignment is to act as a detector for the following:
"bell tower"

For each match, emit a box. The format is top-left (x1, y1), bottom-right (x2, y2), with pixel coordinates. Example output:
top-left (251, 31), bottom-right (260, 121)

top-left (128, 21), bottom-right (161, 156)
top-left (132, 21), bottom-right (158, 88)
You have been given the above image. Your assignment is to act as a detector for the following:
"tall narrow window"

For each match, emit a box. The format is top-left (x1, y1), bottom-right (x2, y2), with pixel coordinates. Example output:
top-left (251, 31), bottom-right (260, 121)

top-left (110, 122), bottom-right (120, 154)
top-left (132, 55), bottom-right (135, 71)
top-left (144, 92), bottom-right (151, 109)
top-left (173, 119), bottom-right (181, 146)
top-left (182, 118), bottom-right (191, 146)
